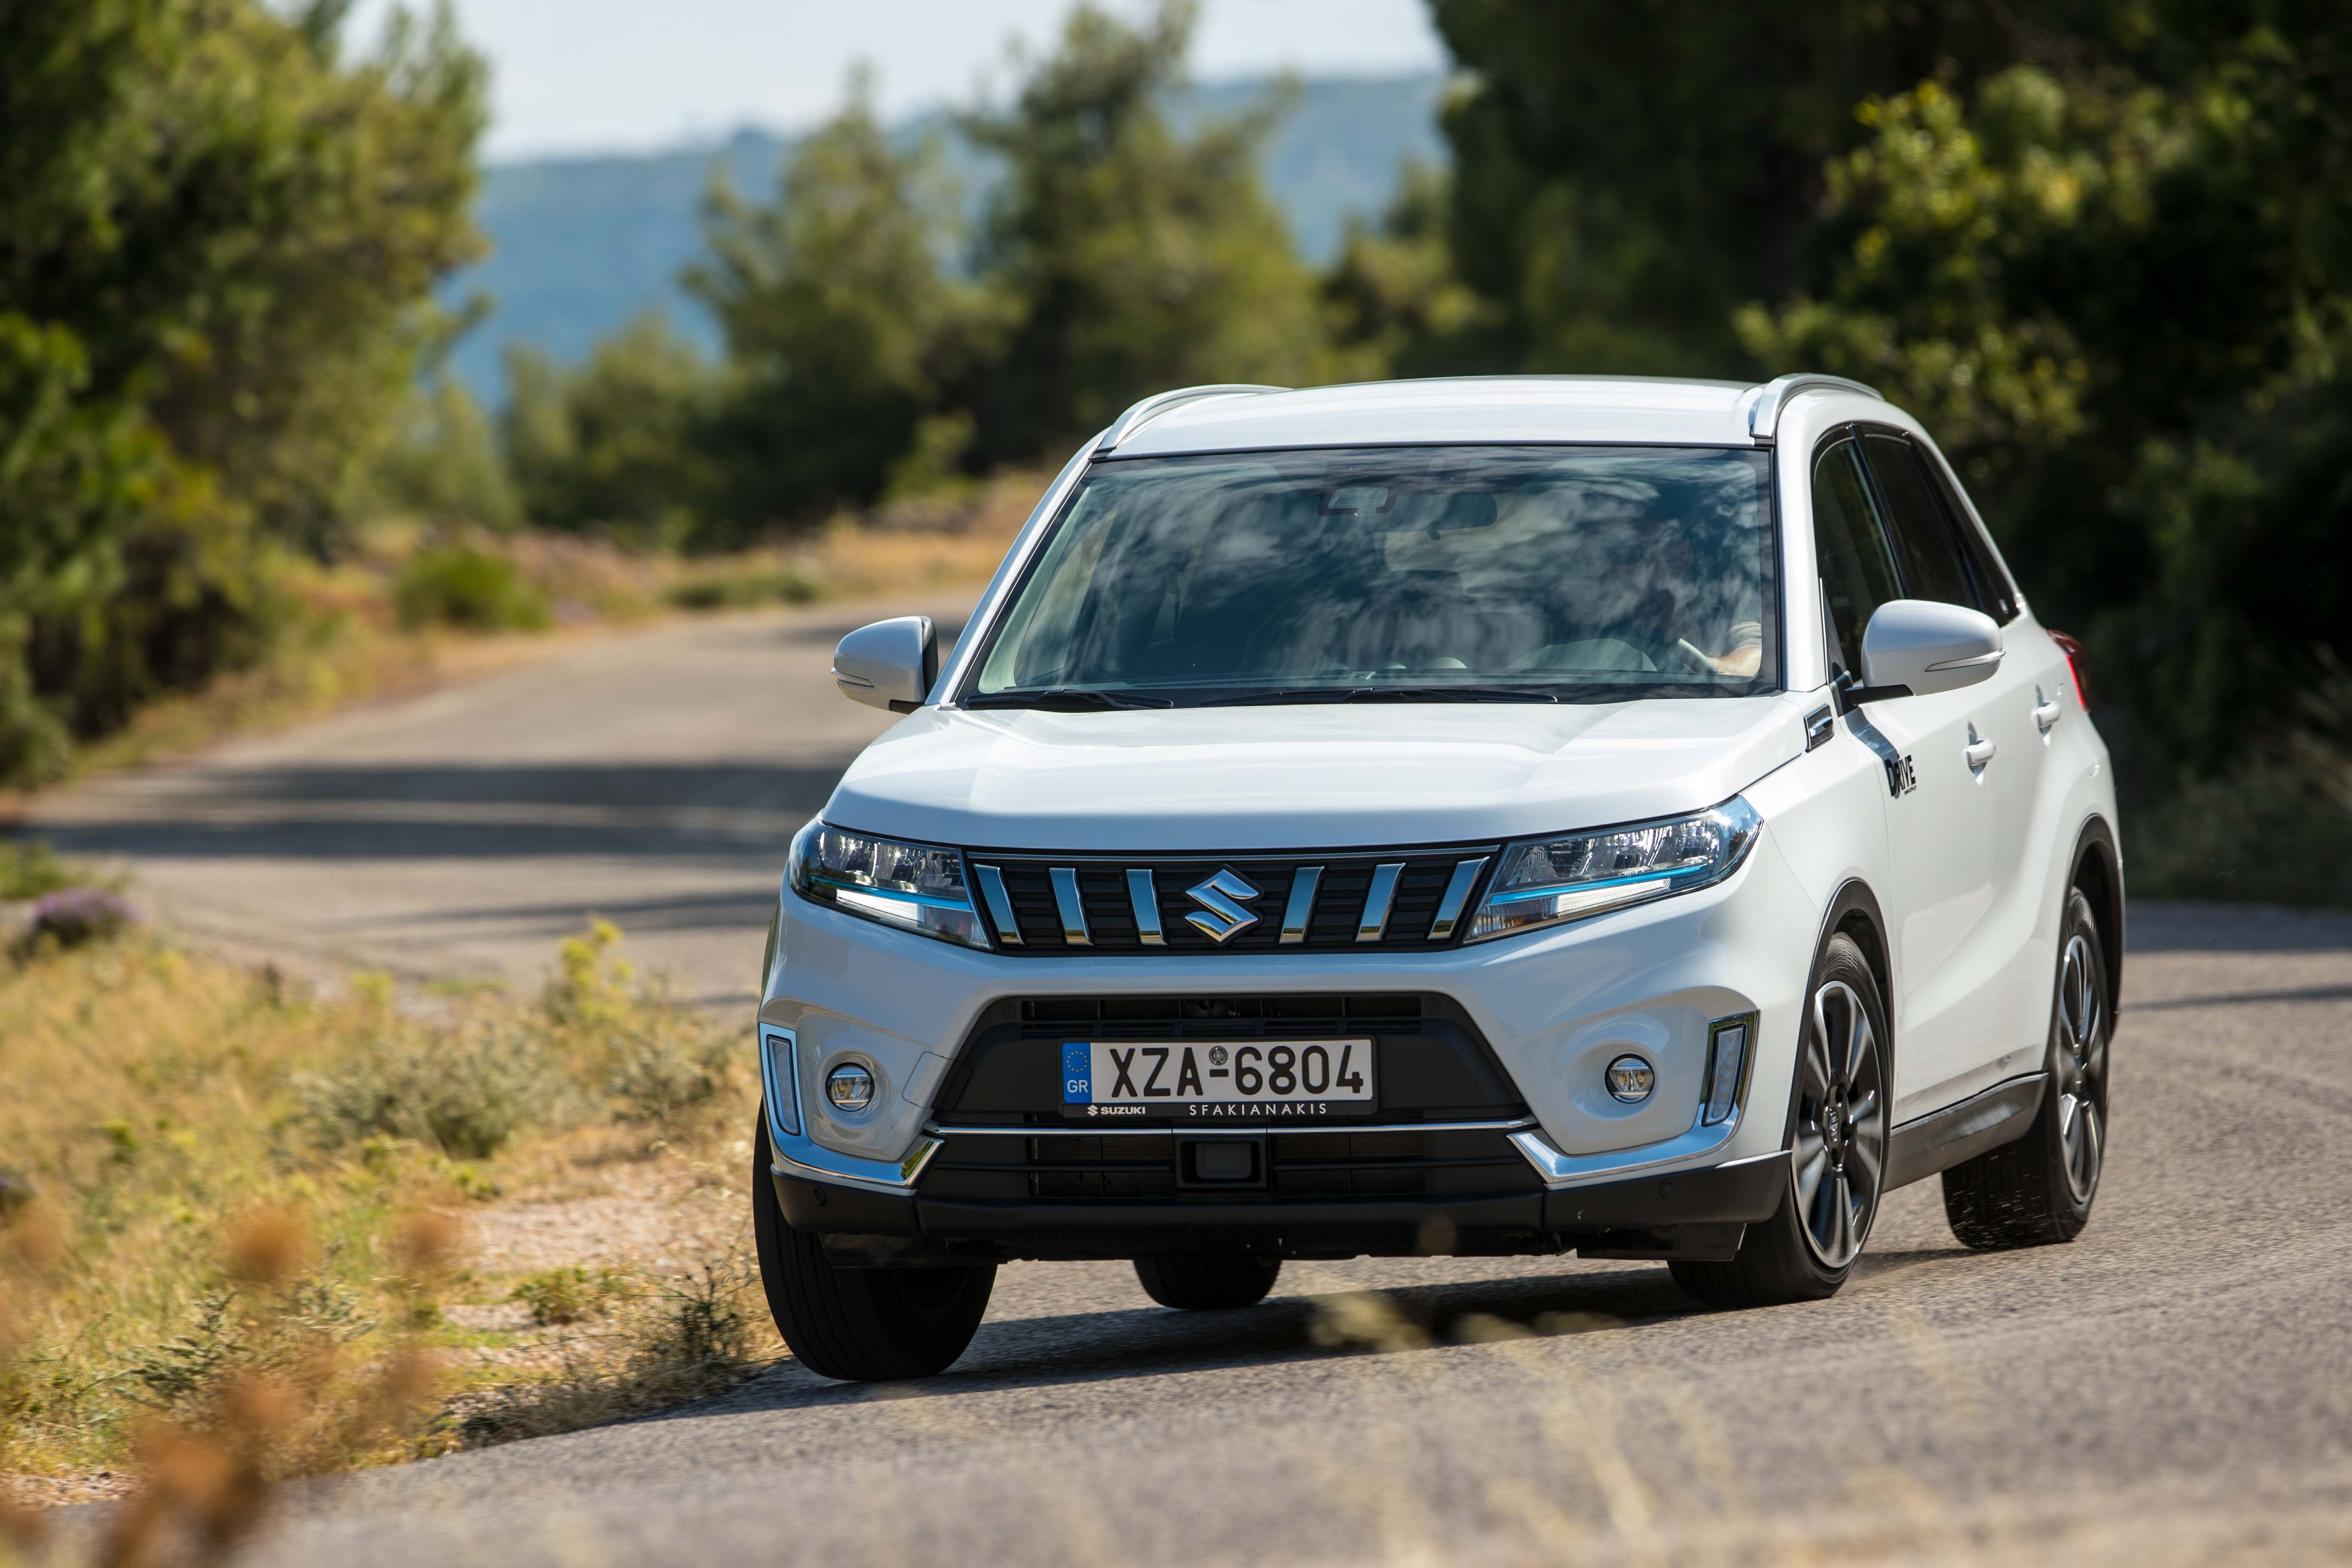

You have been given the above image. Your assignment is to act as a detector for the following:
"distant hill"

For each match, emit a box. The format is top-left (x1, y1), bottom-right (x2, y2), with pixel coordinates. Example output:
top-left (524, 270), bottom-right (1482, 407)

top-left (447, 72), bottom-right (1449, 402)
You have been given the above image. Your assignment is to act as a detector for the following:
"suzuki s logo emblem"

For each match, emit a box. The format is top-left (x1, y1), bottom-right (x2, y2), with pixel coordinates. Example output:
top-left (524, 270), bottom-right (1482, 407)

top-left (1184, 869), bottom-right (1261, 943)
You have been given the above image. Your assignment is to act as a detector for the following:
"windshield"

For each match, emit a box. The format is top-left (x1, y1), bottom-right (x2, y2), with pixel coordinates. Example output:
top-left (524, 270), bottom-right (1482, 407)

top-left (965, 445), bottom-right (1777, 707)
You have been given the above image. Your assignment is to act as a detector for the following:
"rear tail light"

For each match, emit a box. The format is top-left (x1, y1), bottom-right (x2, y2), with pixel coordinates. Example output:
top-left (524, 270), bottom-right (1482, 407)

top-left (2048, 631), bottom-right (2092, 709)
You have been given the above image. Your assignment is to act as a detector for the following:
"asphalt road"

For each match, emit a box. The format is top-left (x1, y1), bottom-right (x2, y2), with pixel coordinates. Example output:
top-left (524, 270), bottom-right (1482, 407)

top-left (30, 607), bottom-right (2352, 1564)
top-left (25, 595), bottom-right (977, 1006)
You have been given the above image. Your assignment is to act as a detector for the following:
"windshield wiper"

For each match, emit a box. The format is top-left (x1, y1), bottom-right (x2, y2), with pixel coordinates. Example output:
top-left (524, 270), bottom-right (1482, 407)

top-left (965, 688), bottom-right (1176, 710)
top-left (1202, 685), bottom-right (1559, 707)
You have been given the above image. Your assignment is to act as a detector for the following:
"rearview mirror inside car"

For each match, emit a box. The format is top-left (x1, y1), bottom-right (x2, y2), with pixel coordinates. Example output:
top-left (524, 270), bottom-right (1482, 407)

top-left (833, 616), bottom-right (937, 713)
top-left (1859, 599), bottom-right (2003, 698)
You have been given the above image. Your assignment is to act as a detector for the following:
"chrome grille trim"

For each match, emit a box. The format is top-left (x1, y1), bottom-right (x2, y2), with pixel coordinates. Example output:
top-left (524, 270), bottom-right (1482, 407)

top-left (1049, 867), bottom-right (1091, 946)
top-left (1427, 857), bottom-right (1490, 941)
top-left (1126, 869), bottom-right (1164, 945)
top-left (967, 845), bottom-right (1498, 955)
top-left (1279, 866), bottom-right (1323, 944)
top-left (974, 864), bottom-right (1022, 945)
top-left (1356, 862), bottom-right (1405, 942)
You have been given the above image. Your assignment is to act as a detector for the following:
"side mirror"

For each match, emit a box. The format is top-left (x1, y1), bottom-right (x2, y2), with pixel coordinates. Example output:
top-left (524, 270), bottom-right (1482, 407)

top-left (833, 616), bottom-right (937, 713)
top-left (1859, 599), bottom-right (2003, 698)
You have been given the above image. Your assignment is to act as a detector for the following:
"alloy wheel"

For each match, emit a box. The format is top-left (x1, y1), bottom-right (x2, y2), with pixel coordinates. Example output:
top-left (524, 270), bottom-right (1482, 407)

top-left (1793, 978), bottom-right (1887, 1268)
top-left (2054, 932), bottom-right (2108, 1203)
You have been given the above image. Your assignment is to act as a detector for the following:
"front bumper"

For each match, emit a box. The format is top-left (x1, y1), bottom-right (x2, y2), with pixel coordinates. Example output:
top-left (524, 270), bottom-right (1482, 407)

top-left (770, 1145), bottom-right (1790, 1263)
top-left (759, 821), bottom-right (1821, 1260)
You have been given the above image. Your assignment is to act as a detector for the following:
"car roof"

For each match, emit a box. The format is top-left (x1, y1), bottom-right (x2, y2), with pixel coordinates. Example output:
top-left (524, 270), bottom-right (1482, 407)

top-left (1106, 377), bottom-right (1779, 456)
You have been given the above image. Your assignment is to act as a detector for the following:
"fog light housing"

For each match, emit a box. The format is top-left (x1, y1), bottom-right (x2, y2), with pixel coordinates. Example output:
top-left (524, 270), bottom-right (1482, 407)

top-left (1605, 1055), bottom-right (1656, 1104)
top-left (758, 1026), bottom-right (802, 1138)
top-left (826, 1062), bottom-right (876, 1113)
top-left (1701, 1014), bottom-right (1758, 1126)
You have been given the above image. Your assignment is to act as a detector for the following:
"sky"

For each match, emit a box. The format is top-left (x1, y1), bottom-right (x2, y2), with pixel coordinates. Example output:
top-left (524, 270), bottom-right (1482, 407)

top-left (348, 0), bottom-right (1448, 162)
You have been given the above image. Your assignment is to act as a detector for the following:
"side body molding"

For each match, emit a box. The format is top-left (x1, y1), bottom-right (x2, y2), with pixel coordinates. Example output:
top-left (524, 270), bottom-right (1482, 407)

top-left (1883, 1071), bottom-right (2047, 1190)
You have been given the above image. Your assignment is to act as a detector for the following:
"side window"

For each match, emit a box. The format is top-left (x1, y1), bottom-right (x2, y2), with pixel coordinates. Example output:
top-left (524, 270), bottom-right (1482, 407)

top-left (1811, 436), bottom-right (1902, 676)
top-left (1919, 453), bottom-right (2019, 622)
top-left (1862, 433), bottom-right (1979, 611)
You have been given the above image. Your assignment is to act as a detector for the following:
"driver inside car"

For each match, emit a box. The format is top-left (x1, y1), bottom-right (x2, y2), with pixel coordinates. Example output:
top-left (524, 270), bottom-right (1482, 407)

top-left (1677, 619), bottom-right (1764, 678)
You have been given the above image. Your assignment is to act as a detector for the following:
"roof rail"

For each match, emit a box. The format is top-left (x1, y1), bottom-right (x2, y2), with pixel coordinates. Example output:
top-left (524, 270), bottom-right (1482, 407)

top-left (1096, 385), bottom-right (1288, 453)
top-left (1740, 373), bottom-right (1882, 439)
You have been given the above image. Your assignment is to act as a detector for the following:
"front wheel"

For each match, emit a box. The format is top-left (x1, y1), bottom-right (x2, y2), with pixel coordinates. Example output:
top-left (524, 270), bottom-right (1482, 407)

top-left (1942, 888), bottom-right (2110, 1248)
top-left (751, 1115), bottom-right (995, 1381)
top-left (1672, 931), bottom-right (1891, 1309)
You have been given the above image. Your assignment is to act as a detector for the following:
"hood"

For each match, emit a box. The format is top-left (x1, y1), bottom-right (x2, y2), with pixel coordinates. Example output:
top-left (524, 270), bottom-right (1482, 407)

top-left (823, 696), bottom-right (1811, 852)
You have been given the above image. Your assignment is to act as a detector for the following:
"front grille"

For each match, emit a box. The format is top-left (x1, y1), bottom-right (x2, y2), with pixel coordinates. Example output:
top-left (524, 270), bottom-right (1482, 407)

top-left (968, 848), bottom-right (1494, 955)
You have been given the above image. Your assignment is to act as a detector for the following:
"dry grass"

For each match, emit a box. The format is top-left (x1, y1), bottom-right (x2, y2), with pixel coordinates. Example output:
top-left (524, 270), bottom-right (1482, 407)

top-left (0, 916), bottom-right (773, 1523)
top-left (661, 473), bottom-right (1037, 609)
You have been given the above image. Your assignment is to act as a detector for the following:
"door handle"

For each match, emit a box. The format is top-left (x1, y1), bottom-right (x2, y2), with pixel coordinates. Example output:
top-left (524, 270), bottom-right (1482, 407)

top-left (2033, 686), bottom-right (2064, 734)
top-left (1964, 724), bottom-right (1997, 773)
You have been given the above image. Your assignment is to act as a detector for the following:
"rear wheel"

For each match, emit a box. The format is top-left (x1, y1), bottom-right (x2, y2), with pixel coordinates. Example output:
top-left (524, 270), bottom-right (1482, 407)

top-left (1672, 931), bottom-right (1890, 1309)
top-left (1133, 1255), bottom-right (1282, 1310)
top-left (751, 1115), bottom-right (995, 1381)
top-left (1942, 888), bottom-right (2109, 1248)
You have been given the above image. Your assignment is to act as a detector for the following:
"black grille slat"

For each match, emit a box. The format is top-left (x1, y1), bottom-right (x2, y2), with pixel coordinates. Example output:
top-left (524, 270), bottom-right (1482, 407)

top-left (1001, 867), bottom-right (1064, 946)
top-left (1026, 1135), bottom-right (1176, 1165)
top-left (972, 849), bottom-right (1494, 955)
top-left (939, 1123), bottom-right (1513, 1206)
top-left (1077, 867), bottom-right (1138, 945)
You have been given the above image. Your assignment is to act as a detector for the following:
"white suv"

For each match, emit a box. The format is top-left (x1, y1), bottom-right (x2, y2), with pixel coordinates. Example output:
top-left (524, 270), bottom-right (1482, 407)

top-left (752, 375), bottom-right (2121, 1381)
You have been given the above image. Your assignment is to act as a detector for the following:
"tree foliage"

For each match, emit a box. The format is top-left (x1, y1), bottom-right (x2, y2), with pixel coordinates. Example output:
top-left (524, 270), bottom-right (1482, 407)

top-left (1736, 19), bottom-right (2352, 781)
top-left (1320, 160), bottom-right (1490, 383)
top-left (1430, 0), bottom-right (2352, 787)
top-left (374, 377), bottom-right (521, 534)
top-left (1425, 0), bottom-right (2024, 375)
top-left (556, 0), bottom-right (1343, 536)
top-left (685, 80), bottom-right (985, 540)
top-left (0, 0), bottom-right (484, 781)
top-left (958, 0), bottom-right (1329, 465)
top-left (502, 315), bottom-right (717, 545)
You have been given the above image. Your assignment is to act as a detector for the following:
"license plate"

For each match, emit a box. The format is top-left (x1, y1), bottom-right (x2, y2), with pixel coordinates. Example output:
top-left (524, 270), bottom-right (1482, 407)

top-left (1061, 1039), bottom-right (1375, 1121)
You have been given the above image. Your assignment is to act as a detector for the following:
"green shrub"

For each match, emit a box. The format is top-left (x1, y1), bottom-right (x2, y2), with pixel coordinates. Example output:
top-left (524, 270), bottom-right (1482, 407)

top-left (294, 1026), bottom-right (582, 1159)
top-left (662, 567), bottom-right (820, 612)
top-left (0, 839), bottom-right (78, 900)
top-left (540, 920), bottom-right (740, 1127)
top-left (2128, 761), bottom-right (2352, 909)
top-left (605, 1026), bottom-right (736, 1126)
top-left (391, 545), bottom-right (551, 632)
top-left (508, 1265), bottom-right (627, 1326)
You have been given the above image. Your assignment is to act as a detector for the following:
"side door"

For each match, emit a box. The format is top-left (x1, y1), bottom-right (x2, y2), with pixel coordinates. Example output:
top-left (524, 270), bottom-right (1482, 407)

top-left (1914, 436), bottom-right (2073, 1066)
top-left (1857, 428), bottom-right (2043, 1105)
top-left (1811, 433), bottom-right (1995, 1118)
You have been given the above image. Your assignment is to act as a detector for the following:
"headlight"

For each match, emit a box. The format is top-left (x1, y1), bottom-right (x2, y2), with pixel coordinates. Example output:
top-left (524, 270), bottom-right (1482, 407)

top-left (1465, 797), bottom-right (1762, 942)
top-left (789, 821), bottom-right (988, 949)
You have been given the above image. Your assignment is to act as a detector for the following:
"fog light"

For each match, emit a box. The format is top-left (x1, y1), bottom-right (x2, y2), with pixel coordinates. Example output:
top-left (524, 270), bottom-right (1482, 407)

top-left (1605, 1054), bottom-right (1655, 1104)
top-left (826, 1063), bottom-right (876, 1113)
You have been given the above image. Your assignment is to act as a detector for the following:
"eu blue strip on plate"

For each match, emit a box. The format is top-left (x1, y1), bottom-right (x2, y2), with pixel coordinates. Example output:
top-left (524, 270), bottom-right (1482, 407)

top-left (1062, 1041), bottom-right (1091, 1104)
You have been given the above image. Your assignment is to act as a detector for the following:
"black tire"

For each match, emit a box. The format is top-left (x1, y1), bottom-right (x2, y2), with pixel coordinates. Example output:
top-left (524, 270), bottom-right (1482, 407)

top-left (1942, 888), bottom-right (2110, 1249)
top-left (750, 1114), bottom-right (995, 1381)
top-left (1672, 931), bottom-right (1891, 1309)
top-left (1132, 1255), bottom-right (1283, 1310)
